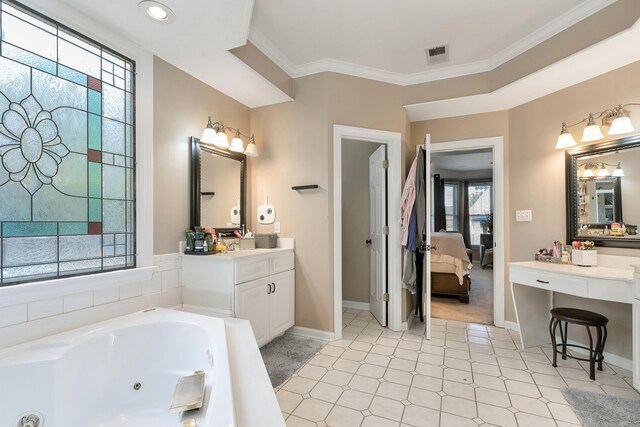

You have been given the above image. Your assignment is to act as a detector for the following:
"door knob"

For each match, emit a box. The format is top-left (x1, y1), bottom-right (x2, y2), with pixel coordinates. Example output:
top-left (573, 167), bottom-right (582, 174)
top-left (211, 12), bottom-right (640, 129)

top-left (365, 239), bottom-right (372, 246)
top-left (425, 244), bottom-right (438, 251)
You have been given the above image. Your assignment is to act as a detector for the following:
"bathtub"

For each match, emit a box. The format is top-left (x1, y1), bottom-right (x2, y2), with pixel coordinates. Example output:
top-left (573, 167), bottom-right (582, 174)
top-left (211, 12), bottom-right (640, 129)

top-left (0, 308), bottom-right (238, 427)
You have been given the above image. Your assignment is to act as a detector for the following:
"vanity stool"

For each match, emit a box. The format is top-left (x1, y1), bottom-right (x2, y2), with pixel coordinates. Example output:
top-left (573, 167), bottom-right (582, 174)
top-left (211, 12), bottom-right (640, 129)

top-left (549, 307), bottom-right (608, 380)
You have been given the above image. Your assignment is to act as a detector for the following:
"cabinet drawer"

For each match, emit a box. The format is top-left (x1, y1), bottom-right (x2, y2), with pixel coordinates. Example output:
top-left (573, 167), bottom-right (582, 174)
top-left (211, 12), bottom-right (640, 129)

top-left (235, 258), bottom-right (270, 284)
top-left (510, 268), bottom-right (588, 297)
top-left (270, 252), bottom-right (295, 275)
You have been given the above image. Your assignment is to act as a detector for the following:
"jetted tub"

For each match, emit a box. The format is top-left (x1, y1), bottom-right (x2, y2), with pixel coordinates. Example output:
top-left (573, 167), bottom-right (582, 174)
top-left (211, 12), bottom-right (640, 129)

top-left (0, 308), bottom-right (238, 427)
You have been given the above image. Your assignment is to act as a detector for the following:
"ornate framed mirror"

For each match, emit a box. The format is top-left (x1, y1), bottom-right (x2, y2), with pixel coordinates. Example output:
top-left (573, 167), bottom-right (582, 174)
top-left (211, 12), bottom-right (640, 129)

top-left (190, 137), bottom-right (246, 234)
top-left (566, 134), bottom-right (640, 248)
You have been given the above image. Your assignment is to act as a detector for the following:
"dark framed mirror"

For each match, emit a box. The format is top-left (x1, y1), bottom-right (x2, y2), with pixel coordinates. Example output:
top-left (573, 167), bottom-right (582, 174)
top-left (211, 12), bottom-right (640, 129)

top-left (190, 137), bottom-right (246, 234)
top-left (566, 134), bottom-right (640, 248)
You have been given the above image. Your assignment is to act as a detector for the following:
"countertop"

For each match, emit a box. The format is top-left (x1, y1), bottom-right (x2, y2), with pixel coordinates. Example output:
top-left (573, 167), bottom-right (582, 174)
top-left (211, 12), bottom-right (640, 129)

top-left (182, 247), bottom-right (293, 260)
top-left (509, 261), bottom-right (634, 282)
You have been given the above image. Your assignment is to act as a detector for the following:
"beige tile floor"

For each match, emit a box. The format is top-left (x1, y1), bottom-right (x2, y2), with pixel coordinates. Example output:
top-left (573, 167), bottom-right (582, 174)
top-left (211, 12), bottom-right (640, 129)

top-left (275, 308), bottom-right (639, 427)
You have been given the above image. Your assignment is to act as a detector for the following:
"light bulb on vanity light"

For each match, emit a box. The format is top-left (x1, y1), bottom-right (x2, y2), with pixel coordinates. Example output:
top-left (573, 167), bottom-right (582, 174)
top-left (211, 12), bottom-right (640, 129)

top-left (597, 163), bottom-right (610, 177)
top-left (582, 167), bottom-right (594, 178)
top-left (229, 131), bottom-right (245, 152)
top-left (612, 162), bottom-right (624, 177)
top-left (555, 122), bottom-right (577, 149)
top-left (244, 135), bottom-right (258, 157)
top-left (581, 114), bottom-right (604, 142)
top-left (214, 128), bottom-right (229, 148)
top-left (608, 115), bottom-right (634, 135)
top-left (201, 116), bottom-right (217, 144)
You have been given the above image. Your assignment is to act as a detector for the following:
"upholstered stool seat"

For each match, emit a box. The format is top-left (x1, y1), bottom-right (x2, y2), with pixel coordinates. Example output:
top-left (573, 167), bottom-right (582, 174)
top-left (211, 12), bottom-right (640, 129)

top-left (549, 307), bottom-right (608, 380)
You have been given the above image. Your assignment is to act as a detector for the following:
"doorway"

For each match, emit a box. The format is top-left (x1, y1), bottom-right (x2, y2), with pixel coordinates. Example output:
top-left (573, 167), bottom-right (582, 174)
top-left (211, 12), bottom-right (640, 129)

top-left (424, 136), bottom-right (506, 338)
top-left (430, 148), bottom-right (495, 325)
top-left (333, 125), bottom-right (403, 340)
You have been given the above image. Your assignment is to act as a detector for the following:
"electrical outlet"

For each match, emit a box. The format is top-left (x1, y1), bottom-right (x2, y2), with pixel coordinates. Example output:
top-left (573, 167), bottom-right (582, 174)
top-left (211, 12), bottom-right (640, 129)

top-left (515, 210), bottom-right (533, 222)
top-left (274, 222), bottom-right (281, 233)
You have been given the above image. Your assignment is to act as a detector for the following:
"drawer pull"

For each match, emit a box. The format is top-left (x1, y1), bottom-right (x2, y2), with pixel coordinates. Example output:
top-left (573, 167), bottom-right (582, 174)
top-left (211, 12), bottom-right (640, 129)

top-left (536, 279), bottom-right (550, 284)
top-left (267, 283), bottom-right (272, 294)
top-left (272, 282), bottom-right (276, 293)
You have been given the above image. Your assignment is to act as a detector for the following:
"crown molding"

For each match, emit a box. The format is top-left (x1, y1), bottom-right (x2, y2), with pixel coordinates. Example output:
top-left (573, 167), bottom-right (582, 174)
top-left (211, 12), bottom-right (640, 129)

top-left (487, 0), bottom-right (617, 69)
top-left (404, 18), bottom-right (640, 122)
top-left (248, 25), bottom-right (296, 76)
top-left (248, 0), bottom-right (618, 86)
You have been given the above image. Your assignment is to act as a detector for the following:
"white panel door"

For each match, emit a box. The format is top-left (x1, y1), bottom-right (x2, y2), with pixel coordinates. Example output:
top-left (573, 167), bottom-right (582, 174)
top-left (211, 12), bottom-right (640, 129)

top-left (269, 269), bottom-right (296, 338)
top-left (369, 145), bottom-right (387, 326)
top-left (235, 278), bottom-right (270, 346)
top-left (424, 137), bottom-right (432, 340)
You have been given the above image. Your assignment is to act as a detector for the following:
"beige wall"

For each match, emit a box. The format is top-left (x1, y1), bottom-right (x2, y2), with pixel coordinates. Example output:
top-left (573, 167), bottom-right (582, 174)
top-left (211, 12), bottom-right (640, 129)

top-left (251, 72), bottom-right (409, 332)
top-left (153, 57), bottom-right (251, 254)
top-left (341, 139), bottom-right (382, 304)
top-left (412, 61), bottom-right (640, 360)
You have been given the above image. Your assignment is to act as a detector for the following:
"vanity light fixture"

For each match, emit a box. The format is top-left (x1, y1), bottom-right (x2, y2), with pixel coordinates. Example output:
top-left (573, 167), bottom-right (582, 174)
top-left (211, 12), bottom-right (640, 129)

top-left (580, 162), bottom-right (624, 178)
top-left (556, 103), bottom-right (640, 149)
top-left (138, 1), bottom-right (175, 23)
top-left (201, 116), bottom-right (258, 156)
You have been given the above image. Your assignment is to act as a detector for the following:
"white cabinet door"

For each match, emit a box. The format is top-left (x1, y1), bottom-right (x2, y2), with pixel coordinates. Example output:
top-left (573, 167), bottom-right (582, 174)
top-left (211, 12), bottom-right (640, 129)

top-left (235, 278), bottom-right (270, 346)
top-left (269, 270), bottom-right (295, 338)
top-left (633, 300), bottom-right (640, 391)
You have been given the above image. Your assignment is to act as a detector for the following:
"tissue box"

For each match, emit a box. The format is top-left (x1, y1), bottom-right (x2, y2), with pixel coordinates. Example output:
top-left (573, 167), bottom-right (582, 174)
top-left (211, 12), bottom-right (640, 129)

top-left (239, 238), bottom-right (255, 250)
top-left (572, 250), bottom-right (597, 267)
top-left (255, 233), bottom-right (278, 248)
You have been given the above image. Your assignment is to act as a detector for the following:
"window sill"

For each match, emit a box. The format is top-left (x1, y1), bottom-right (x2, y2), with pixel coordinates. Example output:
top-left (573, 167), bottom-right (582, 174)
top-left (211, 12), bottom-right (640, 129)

top-left (0, 266), bottom-right (155, 308)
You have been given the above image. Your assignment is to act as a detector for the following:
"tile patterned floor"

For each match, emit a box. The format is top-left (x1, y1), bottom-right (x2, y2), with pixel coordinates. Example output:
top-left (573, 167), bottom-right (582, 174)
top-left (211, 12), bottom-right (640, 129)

top-left (275, 309), bottom-right (639, 427)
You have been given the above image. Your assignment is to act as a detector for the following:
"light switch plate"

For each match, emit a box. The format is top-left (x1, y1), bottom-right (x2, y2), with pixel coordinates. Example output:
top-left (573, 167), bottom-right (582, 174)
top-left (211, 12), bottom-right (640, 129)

top-left (515, 210), bottom-right (532, 222)
top-left (274, 222), bottom-right (281, 233)
top-left (257, 204), bottom-right (275, 224)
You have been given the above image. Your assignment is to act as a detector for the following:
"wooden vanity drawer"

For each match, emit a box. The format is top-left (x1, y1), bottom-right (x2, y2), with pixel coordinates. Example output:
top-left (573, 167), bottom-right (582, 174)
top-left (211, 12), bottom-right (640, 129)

top-left (234, 258), bottom-right (270, 284)
top-left (510, 268), bottom-right (588, 297)
top-left (270, 252), bottom-right (295, 275)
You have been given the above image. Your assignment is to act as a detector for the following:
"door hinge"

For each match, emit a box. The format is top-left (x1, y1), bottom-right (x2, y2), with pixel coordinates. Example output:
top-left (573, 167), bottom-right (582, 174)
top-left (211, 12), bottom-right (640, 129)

top-left (383, 293), bottom-right (390, 302)
top-left (382, 226), bottom-right (389, 235)
top-left (382, 159), bottom-right (389, 169)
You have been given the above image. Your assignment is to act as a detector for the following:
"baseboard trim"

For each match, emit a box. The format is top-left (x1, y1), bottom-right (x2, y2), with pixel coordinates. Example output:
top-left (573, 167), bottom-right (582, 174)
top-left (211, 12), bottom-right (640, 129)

top-left (342, 300), bottom-right (370, 311)
top-left (401, 313), bottom-right (416, 331)
top-left (558, 337), bottom-right (633, 372)
top-left (503, 320), bottom-right (520, 332)
top-left (287, 326), bottom-right (335, 342)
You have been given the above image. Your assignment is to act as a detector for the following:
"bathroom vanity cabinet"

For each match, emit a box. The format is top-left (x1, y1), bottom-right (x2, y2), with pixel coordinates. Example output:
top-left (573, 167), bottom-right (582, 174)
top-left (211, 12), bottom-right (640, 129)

top-left (181, 245), bottom-right (295, 347)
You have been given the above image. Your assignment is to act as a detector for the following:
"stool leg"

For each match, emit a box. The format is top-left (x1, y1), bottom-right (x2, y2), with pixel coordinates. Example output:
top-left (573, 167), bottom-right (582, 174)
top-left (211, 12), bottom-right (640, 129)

top-left (550, 318), bottom-right (558, 368)
top-left (586, 326), bottom-right (595, 380)
top-left (557, 320), bottom-right (568, 360)
top-left (595, 326), bottom-right (603, 372)
top-left (599, 326), bottom-right (608, 371)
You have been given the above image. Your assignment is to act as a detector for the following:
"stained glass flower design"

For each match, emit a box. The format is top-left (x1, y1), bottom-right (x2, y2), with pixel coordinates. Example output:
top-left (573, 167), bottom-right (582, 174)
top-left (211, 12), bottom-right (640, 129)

top-left (0, 94), bottom-right (69, 194)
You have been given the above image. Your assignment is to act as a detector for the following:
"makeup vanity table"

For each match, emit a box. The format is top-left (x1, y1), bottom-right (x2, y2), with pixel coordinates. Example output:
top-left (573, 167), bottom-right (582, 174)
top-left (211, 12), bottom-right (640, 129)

top-left (510, 259), bottom-right (639, 390)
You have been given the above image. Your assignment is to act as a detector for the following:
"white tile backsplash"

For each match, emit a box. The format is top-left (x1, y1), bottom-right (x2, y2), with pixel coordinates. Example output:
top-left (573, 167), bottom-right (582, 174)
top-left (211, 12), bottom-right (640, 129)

top-left (0, 254), bottom-right (183, 350)
top-left (161, 269), bottom-right (180, 290)
top-left (0, 304), bottom-right (27, 328)
top-left (28, 297), bottom-right (64, 321)
top-left (94, 287), bottom-right (119, 306)
top-left (64, 292), bottom-right (94, 313)
top-left (120, 282), bottom-right (142, 300)
top-left (142, 272), bottom-right (162, 295)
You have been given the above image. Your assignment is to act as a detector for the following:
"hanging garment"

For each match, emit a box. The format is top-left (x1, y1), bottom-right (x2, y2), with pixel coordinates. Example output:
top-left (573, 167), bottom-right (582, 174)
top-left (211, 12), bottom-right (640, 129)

top-left (406, 204), bottom-right (418, 252)
top-left (414, 147), bottom-right (426, 247)
top-left (400, 154), bottom-right (418, 246)
top-left (401, 249), bottom-right (416, 294)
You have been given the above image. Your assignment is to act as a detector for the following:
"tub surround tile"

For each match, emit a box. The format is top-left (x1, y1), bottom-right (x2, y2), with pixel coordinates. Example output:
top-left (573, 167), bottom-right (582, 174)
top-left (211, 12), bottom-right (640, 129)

top-left (0, 304), bottom-right (28, 328)
top-left (94, 287), bottom-right (120, 306)
top-left (142, 273), bottom-right (162, 295)
top-left (63, 292), bottom-right (94, 312)
top-left (28, 297), bottom-right (63, 320)
top-left (119, 282), bottom-right (142, 300)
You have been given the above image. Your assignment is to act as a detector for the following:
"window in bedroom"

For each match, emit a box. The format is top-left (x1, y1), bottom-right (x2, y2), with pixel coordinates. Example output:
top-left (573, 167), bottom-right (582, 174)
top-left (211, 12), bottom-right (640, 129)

top-left (468, 182), bottom-right (492, 246)
top-left (0, 0), bottom-right (136, 286)
top-left (444, 182), bottom-right (459, 232)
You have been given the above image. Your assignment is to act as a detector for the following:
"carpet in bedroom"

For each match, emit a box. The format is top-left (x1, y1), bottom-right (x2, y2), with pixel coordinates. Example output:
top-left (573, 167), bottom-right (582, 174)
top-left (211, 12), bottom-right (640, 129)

top-left (260, 334), bottom-right (326, 387)
top-left (431, 263), bottom-right (494, 325)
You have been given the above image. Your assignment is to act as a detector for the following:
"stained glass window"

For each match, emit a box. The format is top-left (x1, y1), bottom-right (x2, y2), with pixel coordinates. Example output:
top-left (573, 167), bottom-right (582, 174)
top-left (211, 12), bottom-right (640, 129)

top-left (0, 0), bottom-right (136, 285)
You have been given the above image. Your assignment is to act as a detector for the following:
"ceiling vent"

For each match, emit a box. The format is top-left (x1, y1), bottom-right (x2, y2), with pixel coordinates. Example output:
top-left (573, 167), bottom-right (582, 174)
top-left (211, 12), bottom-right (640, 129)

top-left (426, 44), bottom-right (449, 65)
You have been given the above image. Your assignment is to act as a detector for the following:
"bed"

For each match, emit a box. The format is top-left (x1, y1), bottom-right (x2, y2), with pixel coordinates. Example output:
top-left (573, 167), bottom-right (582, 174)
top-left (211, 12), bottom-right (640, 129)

top-left (430, 232), bottom-right (472, 303)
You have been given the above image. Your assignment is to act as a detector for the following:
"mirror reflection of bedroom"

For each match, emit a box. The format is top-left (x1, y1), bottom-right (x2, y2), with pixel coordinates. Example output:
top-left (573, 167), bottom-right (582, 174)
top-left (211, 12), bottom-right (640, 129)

top-left (429, 148), bottom-right (494, 325)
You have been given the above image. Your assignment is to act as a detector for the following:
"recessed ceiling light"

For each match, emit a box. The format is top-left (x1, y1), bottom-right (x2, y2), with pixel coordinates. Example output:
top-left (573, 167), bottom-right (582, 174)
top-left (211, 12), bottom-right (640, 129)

top-left (138, 1), bottom-right (175, 24)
